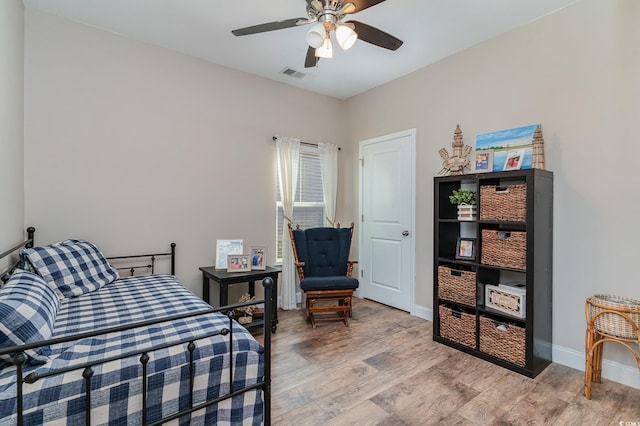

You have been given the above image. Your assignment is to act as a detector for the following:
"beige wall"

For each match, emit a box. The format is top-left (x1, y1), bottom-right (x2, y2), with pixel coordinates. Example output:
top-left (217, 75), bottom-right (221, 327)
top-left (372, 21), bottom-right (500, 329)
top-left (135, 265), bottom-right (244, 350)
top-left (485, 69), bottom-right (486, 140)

top-left (23, 9), bottom-right (345, 302)
top-left (0, 0), bottom-right (25, 270)
top-left (20, 0), bottom-right (640, 387)
top-left (344, 0), bottom-right (640, 382)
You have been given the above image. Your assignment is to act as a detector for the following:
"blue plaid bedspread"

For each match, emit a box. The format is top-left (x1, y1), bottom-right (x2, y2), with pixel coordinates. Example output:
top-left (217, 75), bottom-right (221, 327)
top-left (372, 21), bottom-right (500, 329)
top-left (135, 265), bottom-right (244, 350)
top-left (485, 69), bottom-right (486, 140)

top-left (0, 275), bottom-right (264, 425)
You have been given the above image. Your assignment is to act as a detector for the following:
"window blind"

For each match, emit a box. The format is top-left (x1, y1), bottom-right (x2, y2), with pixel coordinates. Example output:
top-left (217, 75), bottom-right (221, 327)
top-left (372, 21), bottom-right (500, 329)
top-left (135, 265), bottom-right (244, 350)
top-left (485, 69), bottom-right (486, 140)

top-left (276, 149), bottom-right (326, 261)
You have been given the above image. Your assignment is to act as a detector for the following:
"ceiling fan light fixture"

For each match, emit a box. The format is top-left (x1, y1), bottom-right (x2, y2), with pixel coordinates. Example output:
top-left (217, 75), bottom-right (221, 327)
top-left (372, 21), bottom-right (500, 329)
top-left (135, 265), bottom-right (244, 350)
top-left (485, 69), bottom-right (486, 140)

top-left (306, 23), bottom-right (326, 49)
top-left (335, 24), bottom-right (358, 50)
top-left (315, 36), bottom-right (333, 59)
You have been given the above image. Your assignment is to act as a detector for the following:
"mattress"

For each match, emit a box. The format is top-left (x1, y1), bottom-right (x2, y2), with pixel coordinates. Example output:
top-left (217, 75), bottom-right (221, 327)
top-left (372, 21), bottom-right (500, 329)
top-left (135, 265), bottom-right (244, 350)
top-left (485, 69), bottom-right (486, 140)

top-left (0, 274), bottom-right (264, 425)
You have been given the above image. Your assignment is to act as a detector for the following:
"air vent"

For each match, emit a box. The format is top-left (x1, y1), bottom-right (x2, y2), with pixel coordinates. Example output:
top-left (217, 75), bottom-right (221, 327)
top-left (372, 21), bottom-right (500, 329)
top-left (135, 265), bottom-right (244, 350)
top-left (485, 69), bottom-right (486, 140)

top-left (280, 67), bottom-right (306, 79)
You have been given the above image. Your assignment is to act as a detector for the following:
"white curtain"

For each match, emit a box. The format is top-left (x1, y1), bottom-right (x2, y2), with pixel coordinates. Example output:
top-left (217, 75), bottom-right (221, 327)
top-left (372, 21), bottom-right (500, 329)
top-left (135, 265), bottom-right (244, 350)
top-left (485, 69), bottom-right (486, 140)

top-left (318, 142), bottom-right (339, 226)
top-left (276, 136), bottom-right (300, 310)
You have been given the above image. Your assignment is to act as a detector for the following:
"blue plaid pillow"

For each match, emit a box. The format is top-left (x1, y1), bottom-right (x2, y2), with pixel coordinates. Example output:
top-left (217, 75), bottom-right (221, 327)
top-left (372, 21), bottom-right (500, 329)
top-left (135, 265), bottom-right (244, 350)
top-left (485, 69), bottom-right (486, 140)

top-left (0, 270), bottom-right (60, 364)
top-left (20, 239), bottom-right (119, 299)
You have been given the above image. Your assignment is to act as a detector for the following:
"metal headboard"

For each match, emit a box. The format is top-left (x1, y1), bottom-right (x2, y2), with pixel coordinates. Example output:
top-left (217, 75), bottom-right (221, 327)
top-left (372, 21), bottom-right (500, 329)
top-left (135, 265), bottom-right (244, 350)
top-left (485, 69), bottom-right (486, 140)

top-left (1, 228), bottom-right (176, 281)
top-left (0, 227), bottom-right (36, 283)
top-left (106, 243), bottom-right (176, 276)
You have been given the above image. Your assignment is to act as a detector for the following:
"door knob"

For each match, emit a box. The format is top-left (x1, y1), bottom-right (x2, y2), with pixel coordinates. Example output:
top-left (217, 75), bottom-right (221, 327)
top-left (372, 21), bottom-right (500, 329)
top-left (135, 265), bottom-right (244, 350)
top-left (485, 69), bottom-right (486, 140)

top-left (402, 230), bottom-right (410, 237)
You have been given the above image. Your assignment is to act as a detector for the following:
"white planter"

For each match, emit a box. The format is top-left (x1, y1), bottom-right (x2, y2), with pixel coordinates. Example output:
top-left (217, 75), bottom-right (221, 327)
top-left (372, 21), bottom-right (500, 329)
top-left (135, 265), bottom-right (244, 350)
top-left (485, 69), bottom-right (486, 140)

top-left (457, 204), bottom-right (477, 221)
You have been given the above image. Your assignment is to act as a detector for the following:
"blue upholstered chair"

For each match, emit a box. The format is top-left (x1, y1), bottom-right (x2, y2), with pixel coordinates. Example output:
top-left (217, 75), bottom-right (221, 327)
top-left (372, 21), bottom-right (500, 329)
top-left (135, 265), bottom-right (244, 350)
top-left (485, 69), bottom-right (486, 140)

top-left (288, 223), bottom-right (359, 327)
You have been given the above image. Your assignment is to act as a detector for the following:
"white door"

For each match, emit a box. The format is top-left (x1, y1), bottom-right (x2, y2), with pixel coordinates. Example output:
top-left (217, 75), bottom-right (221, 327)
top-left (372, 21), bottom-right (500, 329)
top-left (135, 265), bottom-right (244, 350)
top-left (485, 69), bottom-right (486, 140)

top-left (359, 129), bottom-right (415, 312)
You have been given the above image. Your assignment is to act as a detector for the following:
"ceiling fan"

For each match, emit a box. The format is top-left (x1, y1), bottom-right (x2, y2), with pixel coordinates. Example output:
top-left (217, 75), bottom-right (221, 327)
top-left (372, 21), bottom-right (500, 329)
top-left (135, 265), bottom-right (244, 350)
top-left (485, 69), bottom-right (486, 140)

top-left (231, 0), bottom-right (403, 68)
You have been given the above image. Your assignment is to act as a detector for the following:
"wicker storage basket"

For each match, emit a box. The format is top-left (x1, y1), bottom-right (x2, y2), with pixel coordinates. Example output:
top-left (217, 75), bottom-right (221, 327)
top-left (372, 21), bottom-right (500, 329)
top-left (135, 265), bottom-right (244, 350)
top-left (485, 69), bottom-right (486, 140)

top-left (479, 315), bottom-right (526, 367)
top-left (439, 305), bottom-right (476, 348)
top-left (480, 184), bottom-right (527, 222)
top-left (438, 265), bottom-right (476, 306)
top-left (481, 230), bottom-right (527, 270)
top-left (587, 294), bottom-right (640, 339)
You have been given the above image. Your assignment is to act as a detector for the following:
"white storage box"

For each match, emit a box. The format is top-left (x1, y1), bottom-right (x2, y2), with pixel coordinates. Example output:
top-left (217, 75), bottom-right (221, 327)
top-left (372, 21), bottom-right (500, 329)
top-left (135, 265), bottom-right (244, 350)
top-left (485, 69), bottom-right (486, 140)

top-left (485, 283), bottom-right (526, 319)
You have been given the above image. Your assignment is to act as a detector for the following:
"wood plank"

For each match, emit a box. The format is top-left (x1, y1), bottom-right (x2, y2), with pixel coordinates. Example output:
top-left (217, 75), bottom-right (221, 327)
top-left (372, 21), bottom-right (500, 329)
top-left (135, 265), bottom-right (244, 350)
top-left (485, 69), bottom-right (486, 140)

top-left (257, 297), bottom-right (637, 423)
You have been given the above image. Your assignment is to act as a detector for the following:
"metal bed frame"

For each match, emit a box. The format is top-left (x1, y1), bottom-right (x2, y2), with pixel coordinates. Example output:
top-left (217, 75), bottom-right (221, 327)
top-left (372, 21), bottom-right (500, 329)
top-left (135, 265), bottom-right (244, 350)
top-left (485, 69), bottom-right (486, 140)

top-left (106, 243), bottom-right (176, 277)
top-left (0, 227), bottom-right (272, 425)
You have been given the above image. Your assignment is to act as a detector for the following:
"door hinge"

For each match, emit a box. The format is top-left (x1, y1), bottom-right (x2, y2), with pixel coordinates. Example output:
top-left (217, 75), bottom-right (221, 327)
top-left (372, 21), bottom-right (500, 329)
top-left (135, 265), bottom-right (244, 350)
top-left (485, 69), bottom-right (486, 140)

top-left (361, 214), bottom-right (364, 222)
top-left (360, 269), bottom-right (363, 278)
top-left (360, 158), bottom-right (364, 167)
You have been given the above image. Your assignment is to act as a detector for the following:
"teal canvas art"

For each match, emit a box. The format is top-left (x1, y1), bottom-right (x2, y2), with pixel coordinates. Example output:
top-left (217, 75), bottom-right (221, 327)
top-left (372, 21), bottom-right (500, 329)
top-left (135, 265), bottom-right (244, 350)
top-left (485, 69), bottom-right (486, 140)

top-left (475, 124), bottom-right (540, 171)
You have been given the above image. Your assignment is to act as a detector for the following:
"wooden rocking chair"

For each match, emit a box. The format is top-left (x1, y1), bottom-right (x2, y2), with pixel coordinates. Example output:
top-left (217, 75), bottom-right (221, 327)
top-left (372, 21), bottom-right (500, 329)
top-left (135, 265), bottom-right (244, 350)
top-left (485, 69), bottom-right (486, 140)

top-left (288, 223), bottom-right (359, 328)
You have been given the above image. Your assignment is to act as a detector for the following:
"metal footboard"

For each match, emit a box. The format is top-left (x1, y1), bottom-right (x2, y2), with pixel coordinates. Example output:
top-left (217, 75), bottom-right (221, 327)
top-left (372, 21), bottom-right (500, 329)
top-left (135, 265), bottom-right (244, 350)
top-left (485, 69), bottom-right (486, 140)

top-left (0, 228), bottom-right (272, 425)
top-left (3, 280), bottom-right (273, 425)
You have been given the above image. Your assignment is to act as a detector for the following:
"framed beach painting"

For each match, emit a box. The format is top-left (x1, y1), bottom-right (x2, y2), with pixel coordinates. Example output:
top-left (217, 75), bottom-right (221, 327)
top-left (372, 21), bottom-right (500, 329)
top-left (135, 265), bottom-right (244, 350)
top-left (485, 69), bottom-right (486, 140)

top-left (475, 124), bottom-right (540, 172)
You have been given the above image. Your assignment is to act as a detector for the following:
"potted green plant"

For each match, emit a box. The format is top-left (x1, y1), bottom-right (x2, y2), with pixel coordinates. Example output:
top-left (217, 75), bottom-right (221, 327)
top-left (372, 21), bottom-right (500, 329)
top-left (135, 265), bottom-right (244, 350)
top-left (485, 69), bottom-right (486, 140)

top-left (449, 189), bottom-right (477, 220)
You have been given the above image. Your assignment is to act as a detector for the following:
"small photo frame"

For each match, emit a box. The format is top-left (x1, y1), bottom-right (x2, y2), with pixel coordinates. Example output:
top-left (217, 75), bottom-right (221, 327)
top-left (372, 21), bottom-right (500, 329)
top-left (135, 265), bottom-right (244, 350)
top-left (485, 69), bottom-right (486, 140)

top-left (455, 238), bottom-right (476, 261)
top-left (503, 149), bottom-right (525, 171)
top-left (473, 150), bottom-right (494, 173)
top-left (250, 246), bottom-right (266, 270)
top-left (215, 239), bottom-right (243, 270)
top-left (227, 254), bottom-right (251, 273)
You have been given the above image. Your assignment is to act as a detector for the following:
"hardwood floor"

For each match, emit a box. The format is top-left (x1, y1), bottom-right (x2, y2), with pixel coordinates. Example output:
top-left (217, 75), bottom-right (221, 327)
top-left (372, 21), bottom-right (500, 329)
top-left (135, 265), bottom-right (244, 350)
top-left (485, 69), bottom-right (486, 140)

top-left (255, 297), bottom-right (640, 425)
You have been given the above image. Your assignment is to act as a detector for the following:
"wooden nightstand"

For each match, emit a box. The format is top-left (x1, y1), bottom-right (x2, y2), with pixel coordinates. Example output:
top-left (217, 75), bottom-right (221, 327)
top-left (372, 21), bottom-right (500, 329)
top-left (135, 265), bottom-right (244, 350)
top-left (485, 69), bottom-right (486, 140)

top-left (199, 265), bottom-right (281, 333)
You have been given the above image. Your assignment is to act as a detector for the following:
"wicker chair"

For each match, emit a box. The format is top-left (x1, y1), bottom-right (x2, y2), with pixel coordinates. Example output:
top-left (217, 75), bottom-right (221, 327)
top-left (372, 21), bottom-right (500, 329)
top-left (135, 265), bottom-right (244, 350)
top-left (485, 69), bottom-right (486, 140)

top-left (584, 294), bottom-right (640, 399)
top-left (288, 223), bottom-right (359, 328)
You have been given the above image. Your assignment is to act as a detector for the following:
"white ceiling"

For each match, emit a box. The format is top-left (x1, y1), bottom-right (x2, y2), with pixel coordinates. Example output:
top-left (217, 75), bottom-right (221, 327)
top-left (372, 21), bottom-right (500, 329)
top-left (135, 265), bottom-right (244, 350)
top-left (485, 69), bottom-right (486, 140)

top-left (23, 0), bottom-right (578, 100)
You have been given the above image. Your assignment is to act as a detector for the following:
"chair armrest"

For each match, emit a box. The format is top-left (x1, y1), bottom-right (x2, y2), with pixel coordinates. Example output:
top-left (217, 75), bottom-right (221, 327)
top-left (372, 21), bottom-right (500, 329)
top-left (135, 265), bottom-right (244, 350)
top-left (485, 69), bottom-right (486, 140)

top-left (347, 260), bottom-right (358, 278)
top-left (295, 261), bottom-right (305, 280)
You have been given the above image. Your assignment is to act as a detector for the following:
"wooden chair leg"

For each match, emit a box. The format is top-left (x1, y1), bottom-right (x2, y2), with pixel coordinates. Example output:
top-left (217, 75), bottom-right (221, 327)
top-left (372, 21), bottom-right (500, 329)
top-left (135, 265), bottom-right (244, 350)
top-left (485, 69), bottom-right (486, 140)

top-left (344, 296), bottom-right (350, 326)
top-left (301, 292), bottom-right (315, 327)
top-left (307, 298), bottom-right (317, 328)
top-left (338, 296), bottom-right (354, 318)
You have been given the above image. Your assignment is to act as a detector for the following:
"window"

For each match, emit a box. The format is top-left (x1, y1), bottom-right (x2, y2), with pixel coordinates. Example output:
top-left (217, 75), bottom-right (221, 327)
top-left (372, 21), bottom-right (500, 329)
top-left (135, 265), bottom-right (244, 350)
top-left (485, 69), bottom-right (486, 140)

top-left (276, 146), bottom-right (325, 262)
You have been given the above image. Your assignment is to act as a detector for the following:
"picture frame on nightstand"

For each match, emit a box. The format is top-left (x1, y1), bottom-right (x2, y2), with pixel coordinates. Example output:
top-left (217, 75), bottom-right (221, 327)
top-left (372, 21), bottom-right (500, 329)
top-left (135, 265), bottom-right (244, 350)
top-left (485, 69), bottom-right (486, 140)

top-left (250, 246), bottom-right (266, 270)
top-left (227, 254), bottom-right (251, 273)
top-left (215, 239), bottom-right (243, 270)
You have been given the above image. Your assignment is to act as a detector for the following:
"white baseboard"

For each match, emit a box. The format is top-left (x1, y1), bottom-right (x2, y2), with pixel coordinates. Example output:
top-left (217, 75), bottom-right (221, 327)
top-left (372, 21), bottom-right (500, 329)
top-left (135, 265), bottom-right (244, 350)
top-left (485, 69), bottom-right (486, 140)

top-left (414, 304), bottom-right (432, 321)
top-left (552, 343), bottom-right (640, 390)
top-left (411, 305), bottom-right (639, 390)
